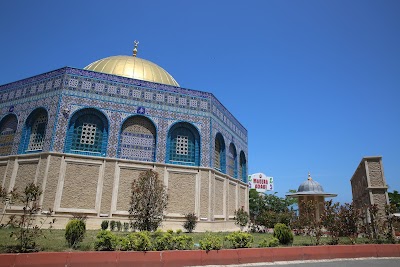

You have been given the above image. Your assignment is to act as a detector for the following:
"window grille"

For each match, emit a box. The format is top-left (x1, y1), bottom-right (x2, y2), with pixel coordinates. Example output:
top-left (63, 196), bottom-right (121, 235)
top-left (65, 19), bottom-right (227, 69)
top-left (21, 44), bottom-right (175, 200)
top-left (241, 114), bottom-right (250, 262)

top-left (27, 113), bottom-right (47, 151)
top-left (176, 135), bottom-right (188, 155)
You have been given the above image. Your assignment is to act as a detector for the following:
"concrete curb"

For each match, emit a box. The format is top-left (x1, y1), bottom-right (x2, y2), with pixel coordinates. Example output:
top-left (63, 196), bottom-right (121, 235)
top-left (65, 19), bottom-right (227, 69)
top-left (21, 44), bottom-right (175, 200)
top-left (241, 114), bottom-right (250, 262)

top-left (0, 244), bottom-right (399, 267)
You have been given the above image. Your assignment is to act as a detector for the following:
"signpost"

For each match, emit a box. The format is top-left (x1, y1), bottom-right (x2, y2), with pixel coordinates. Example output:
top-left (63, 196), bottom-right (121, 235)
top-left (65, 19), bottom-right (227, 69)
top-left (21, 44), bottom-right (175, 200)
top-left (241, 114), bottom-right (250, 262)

top-left (248, 173), bottom-right (274, 193)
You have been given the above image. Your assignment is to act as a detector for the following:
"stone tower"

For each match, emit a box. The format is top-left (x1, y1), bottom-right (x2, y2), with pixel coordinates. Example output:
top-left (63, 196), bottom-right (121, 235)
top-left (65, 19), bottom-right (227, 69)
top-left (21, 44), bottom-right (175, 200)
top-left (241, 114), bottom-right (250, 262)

top-left (350, 156), bottom-right (389, 218)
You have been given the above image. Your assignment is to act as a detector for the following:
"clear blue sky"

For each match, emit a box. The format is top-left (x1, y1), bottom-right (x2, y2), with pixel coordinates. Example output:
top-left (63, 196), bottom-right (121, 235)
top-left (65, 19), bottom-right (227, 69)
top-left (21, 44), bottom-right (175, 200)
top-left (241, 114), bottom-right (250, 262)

top-left (1, 1), bottom-right (399, 203)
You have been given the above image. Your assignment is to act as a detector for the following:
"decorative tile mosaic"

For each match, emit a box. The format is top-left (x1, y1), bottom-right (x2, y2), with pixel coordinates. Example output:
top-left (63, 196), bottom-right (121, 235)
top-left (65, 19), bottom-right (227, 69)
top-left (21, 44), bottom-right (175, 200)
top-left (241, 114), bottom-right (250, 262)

top-left (68, 79), bottom-right (79, 88)
top-left (156, 93), bottom-right (164, 102)
top-left (167, 95), bottom-right (175, 104)
top-left (82, 81), bottom-right (92, 90)
top-left (0, 67), bottom-right (246, 171)
top-left (144, 92), bottom-right (153, 100)
top-left (120, 87), bottom-right (130, 97)
top-left (132, 89), bottom-right (141, 98)
top-left (118, 116), bottom-right (156, 161)
top-left (95, 83), bottom-right (105, 92)
top-left (189, 99), bottom-right (198, 108)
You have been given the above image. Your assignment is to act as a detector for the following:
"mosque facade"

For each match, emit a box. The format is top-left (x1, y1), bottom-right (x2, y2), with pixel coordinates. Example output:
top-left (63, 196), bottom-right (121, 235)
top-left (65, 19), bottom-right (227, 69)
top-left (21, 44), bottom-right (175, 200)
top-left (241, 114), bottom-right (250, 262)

top-left (0, 46), bottom-right (249, 230)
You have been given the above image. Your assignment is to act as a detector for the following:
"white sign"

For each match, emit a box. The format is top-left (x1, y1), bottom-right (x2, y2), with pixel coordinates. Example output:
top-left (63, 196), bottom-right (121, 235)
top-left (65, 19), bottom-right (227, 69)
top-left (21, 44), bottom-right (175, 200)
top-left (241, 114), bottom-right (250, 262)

top-left (248, 173), bottom-right (274, 193)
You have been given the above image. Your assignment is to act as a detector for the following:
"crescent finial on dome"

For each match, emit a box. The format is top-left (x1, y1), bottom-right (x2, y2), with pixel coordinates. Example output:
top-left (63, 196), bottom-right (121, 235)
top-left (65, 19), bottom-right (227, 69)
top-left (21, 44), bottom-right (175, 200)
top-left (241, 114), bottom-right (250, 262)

top-left (133, 40), bottom-right (139, 57)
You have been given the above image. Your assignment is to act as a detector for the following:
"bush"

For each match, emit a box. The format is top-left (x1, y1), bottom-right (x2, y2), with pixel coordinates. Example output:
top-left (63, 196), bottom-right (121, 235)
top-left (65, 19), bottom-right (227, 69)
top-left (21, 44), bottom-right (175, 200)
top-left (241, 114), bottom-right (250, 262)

top-left (268, 237), bottom-right (280, 247)
top-left (94, 230), bottom-right (118, 251)
top-left (101, 220), bottom-right (109, 230)
top-left (174, 234), bottom-right (194, 250)
top-left (153, 231), bottom-right (175, 251)
top-left (199, 233), bottom-right (222, 251)
top-left (65, 219), bottom-right (86, 248)
top-left (234, 207), bottom-right (249, 231)
top-left (258, 237), bottom-right (279, 248)
top-left (273, 223), bottom-right (293, 245)
top-left (110, 220), bottom-right (116, 231)
top-left (123, 222), bottom-right (129, 232)
top-left (225, 231), bottom-right (253, 248)
top-left (183, 213), bottom-right (198, 233)
top-left (258, 238), bottom-right (269, 248)
top-left (116, 221), bottom-right (122, 231)
top-left (120, 232), bottom-right (151, 251)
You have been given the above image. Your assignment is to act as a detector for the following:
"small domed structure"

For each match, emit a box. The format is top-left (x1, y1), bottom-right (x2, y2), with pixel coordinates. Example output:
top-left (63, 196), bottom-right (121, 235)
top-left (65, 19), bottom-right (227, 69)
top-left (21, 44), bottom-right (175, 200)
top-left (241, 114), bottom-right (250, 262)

top-left (297, 177), bottom-right (324, 193)
top-left (286, 173), bottom-right (337, 219)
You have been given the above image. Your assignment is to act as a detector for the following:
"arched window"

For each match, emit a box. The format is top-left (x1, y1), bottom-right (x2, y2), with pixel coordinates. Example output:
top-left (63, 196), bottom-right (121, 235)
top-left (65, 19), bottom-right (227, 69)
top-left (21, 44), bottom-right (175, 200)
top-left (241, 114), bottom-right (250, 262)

top-left (227, 143), bottom-right (237, 178)
top-left (214, 133), bottom-right (226, 173)
top-left (0, 114), bottom-right (18, 156)
top-left (166, 122), bottom-right (200, 166)
top-left (65, 108), bottom-right (108, 156)
top-left (239, 151), bottom-right (247, 182)
top-left (118, 115), bottom-right (156, 162)
top-left (19, 108), bottom-right (48, 153)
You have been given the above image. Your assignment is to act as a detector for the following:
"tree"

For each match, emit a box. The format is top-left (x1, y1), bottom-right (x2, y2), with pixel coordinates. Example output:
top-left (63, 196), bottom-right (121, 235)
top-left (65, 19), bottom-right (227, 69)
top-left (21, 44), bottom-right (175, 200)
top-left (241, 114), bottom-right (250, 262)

top-left (249, 189), bottom-right (265, 222)
top-left (286, 189), bottom-right (298, 206)
top-left (293, 199), bottom-right (323, 245)
top-left (234, 206), bottom-right (249, 231)
top-left (7, 183), bottom-right (55, 252)
top-left (0, 185), bottom-right (8, 226)
top-left (249, 189), bottom-right (294, 229)
top-left (129, 170), bottom-right (168, 231)
top-left (320, 200), bottom-right (341, 245)
top-left (388, 190), bottom-right (400, 212)
top-left (338, 203), bottom-right (362, 244)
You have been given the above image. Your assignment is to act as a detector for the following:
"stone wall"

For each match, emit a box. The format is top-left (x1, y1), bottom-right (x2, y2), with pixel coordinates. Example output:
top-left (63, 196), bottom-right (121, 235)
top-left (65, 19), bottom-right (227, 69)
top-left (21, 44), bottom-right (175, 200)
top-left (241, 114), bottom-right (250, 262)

top-left (0, 152), bottom-right (248, 230)
top-left (350, 156), bottom-right (389, 219)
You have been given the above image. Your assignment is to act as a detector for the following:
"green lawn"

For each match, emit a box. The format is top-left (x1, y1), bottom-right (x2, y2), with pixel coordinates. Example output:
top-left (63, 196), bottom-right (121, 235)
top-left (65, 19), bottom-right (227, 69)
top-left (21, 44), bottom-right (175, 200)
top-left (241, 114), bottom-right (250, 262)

top-left (0, 228), bottom-right (368, 253)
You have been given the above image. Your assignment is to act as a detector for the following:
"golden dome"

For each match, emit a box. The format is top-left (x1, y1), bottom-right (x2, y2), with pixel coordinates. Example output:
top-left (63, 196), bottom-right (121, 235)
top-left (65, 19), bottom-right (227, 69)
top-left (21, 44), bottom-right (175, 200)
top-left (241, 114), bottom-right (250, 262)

top-left (84, 55), bottom-right (179, 87)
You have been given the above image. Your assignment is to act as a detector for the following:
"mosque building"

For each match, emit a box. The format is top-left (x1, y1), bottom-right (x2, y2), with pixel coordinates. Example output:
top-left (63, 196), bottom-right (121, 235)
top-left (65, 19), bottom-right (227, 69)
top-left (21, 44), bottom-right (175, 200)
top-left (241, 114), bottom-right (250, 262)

top-left (0, 42), bottom-right (249, 230)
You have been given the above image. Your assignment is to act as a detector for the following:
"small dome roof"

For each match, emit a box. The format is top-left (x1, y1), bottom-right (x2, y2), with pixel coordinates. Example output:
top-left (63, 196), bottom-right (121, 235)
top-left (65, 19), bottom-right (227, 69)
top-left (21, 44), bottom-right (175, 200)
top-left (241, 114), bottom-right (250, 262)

top-left (84, 55), bottom-right (179, 87)
top-left (285, 173), bottom-right (337, 198)
top-left (298, 177), bottom-right (324, 193)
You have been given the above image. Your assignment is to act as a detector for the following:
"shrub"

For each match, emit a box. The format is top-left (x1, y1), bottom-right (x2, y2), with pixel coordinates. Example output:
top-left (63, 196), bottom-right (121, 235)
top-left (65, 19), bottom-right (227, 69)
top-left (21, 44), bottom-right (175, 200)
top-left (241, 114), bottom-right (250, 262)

top-left (258, 238), bottom-right (269, 248)
top-left (258, 237), bottom-right (279, 247)
top-left (116, 221), bottom-right (122, 231)
top-left (199, 233), bottom-right (222, 251)
top-left (123, 222), bottom-right (129, 232)
top-left (234, 207), bottom-right (249, 231)
top-left (176, 229), bottom-right (183, 234)
top-left (268, 237), bottom-right (280, 247)
top-left (101, 220), bottom-right (109, 230)
top-left (110, 220), bottom-right (116, 231)
top-left (273, 223), bottom-right (293, 245)
top-left (129, 170), bottom-right (168, 231)
top-left (120, 232), bottom-right (151, 251)
top-left (225, 231), bottom-right (253, 248)
top-left (153, 231), bottom-right (175, 251)
top-left (174, 234), bottom-right (194, 250)
top-left (65, 219), bottom-right (86, 248)
top-left (183, 213), bottom-right (198, 233)
top-left (94, 230), bottom-right (118, 251)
